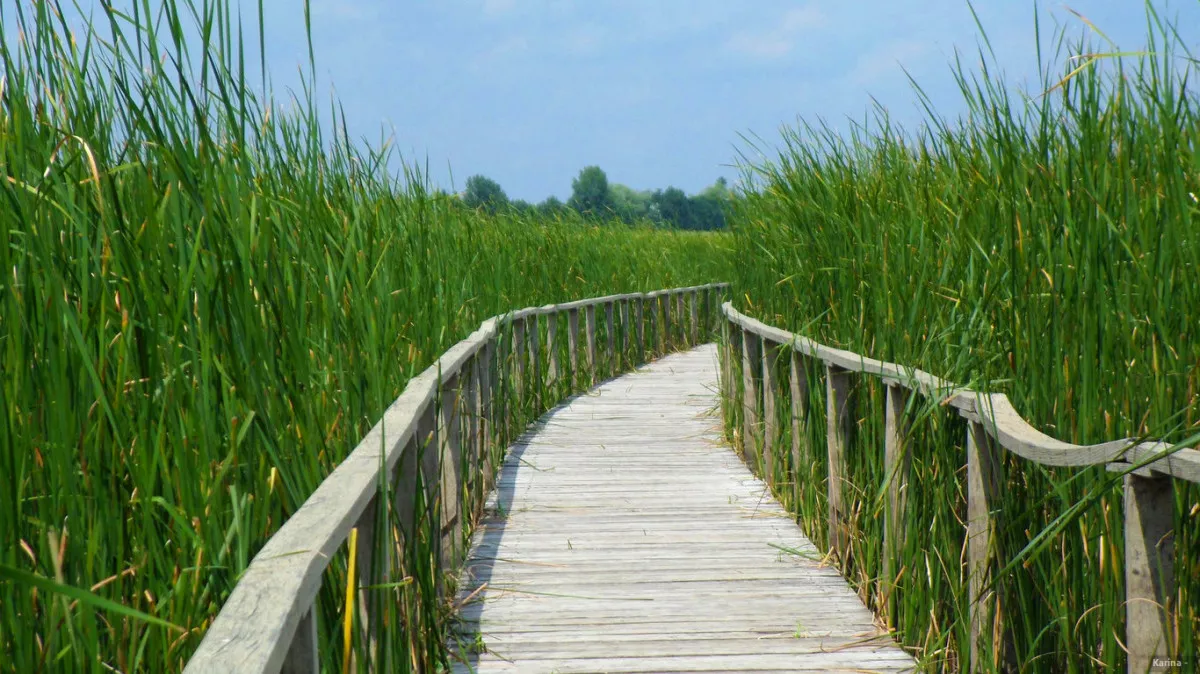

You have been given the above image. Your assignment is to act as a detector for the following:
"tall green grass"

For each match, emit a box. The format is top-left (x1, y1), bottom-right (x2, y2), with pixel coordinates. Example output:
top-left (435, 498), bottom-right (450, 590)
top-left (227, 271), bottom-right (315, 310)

top-left (730, 6), bottom-right (1199, 672)
top-left (0, 1), bottom-right (731, 671)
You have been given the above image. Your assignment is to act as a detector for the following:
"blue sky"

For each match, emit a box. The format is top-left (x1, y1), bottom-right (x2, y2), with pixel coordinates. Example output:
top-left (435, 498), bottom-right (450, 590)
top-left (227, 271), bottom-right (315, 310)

top-left (34, 1), bottom-right (1200, 203)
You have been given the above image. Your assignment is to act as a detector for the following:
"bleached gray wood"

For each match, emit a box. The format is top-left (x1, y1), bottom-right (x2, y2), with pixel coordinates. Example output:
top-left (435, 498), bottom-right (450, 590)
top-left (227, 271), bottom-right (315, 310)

top-left (185, 286), bottom-right (733, 674)
top-left (546, 315), bottom-right (558, 385)
top-left (761, 340), bottom-right (780, 485)
top-left (466, 355), bottom-right (483, 519)
top-left (352, 492), bottom-right (380, 670)
top-left (527, 314), bottom-right (541, 408)
top-left (966, 419), bottom-right (1006, 673)
top-left (605, 301), bottom-right (615, 377)
top-left (662, 293), bottom-right (672, 351)
top-left (825, 365), bottom-right (852, 561)
top-left (585, 305), bottom-right (597, 380)
top-left (512, 316), bottom-right (526, 407)
top-left (881, 384), bottom-right (910, 622)
top-left (740, 328), bottom-right (761, 466)
top-left (567, 308), bottom-right (580, 386)
top-left (789, 349), bottom-right (809, 509)
top-left (635, 298), bottom-right (645, 362)
top-left (1124, 474), bottom-right (1175, 674)
top-left (619, 299), bottom-right (631, 370)
top-left (451, 346), bottom-right (914, 673)
top-left (281, 607), bottom-right (317, 674)
top-left (689, 288), bottom-right (699, 345)
top-left (721, 302), bottom-right (1200, 479)
top-left (676, 291), bottom-right (686, 347)
top-left (440, 373), bottom-right (463, 567)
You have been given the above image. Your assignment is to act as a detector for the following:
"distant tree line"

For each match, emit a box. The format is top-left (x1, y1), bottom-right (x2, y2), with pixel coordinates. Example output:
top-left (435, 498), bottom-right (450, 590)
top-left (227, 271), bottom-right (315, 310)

top-left (459, 166), bottom-right (731, 230)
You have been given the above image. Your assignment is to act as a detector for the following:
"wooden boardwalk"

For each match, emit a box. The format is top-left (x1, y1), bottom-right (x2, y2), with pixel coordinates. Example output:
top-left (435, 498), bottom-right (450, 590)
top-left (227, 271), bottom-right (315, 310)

top-left (450, 344), bottom-right (915, 673)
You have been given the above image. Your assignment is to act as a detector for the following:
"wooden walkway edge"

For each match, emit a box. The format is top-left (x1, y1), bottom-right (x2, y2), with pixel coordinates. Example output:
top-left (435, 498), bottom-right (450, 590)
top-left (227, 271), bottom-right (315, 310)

top-left (449, 345), bottom-right (916, 673)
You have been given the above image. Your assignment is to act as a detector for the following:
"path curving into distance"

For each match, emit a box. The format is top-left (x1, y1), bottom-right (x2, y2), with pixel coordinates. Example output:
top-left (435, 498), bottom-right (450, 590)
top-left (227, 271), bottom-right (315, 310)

top-left (450, 344), bottom-right (915, 673)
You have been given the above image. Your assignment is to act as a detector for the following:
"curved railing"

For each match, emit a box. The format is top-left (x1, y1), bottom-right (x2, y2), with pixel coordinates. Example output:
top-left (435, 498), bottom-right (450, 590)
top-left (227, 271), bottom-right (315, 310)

top-left (183, 283), bottom-right (730, 674)
top-left (720, 302), bottom-right (1198, 674)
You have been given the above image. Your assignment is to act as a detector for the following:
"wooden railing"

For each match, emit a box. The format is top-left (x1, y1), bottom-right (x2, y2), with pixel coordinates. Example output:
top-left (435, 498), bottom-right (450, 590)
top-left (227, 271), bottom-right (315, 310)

top-left (720, 302), bottom-right (1199, 674)
top-left (183, 283), bottom-right (730, 674)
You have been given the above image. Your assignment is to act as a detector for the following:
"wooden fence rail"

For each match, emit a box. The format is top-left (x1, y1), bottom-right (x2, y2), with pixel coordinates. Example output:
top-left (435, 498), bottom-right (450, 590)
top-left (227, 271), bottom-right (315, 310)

top-left (720, 302), bottom-right (1199, 674)
top-left (183, 283), bottom-right (729, 674)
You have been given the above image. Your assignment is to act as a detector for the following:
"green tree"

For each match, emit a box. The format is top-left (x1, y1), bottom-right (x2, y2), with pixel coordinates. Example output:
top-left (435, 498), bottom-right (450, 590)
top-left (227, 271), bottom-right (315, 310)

top-left (463, 174), bottom-right (509, 214)
top-left (569, 166), bottom-right (612, 217)
top-left (610, 183), bottom-right (653, 223)
top-left (651, 187), bottom-right (692, 229)
top-left (537, 195), bottom-right (568, 217)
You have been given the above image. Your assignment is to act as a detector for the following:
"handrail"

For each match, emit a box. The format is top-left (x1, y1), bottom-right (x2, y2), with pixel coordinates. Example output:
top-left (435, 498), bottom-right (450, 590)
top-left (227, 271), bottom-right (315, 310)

top-left (184, 283), bottom-right (730, 674)
top-left (720, 300), bottom-right (1193, 673)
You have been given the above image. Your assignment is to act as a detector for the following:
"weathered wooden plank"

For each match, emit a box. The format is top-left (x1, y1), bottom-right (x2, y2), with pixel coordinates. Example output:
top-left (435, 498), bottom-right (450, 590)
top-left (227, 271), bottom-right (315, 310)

top-left (450, 346), bottom-right (913, 672)
top-left (881, 384), bottom-right (910, 624)
top-left (966, 419), bottom-right (1007, 673)
top-left (185, 287), bottom-right (742, 674)
top-left (280, 607), bottom-right (318, 674)
top-left (788, 348), bottom-right (809, 510)
top-left (689, 288), bottom-right (699, 346)
top-left (761, 340), bottom-right (781, 487)
top-left (566, 308), bottom-right (580, 387)
top-left (1123, 473), bottom-right (1176, 674)
top-left (585, 305), bottom-right (597, 381)
top-left (740, 329), bottom-right (760, 466)
top-left (825, 365), bottom-right (853, 561)
top-left (527, 314), bottom-right (541, 408)
top-left (546, 313), bottom-right (559, 386)
top-left (676, 291), bottom-right (687, 348)
top-left (605, 301), bottom-right (615, 378)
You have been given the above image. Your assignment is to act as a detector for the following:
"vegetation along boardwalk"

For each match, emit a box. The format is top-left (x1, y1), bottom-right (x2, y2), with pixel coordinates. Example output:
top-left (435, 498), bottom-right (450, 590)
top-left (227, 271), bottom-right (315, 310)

top-left (450, 345), bottom-right (916, 673)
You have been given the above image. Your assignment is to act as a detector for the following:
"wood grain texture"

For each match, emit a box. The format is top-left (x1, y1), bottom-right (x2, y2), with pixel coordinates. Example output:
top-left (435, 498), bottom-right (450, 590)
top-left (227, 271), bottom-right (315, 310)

top-left (450, 345), bottom-right (914, 673)
top-left (824, 365), bottom-right (853, 562)
top-left (1123, 474), bottom-right (1175, 674)
top-left (722, 302), bottom-right (1200, 480)
top-left (881, 384), bottom-right (911, 623)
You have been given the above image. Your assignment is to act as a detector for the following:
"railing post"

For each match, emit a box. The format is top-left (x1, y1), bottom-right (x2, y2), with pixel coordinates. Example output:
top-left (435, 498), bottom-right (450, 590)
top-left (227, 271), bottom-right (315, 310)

top-left (761, 340), bottom-right (780, 486)
top-left (646, 295), bottom-right (658, 358)
top-left (966, 418), bottom-right (1006, 673)
top-left (881, 383), bottom-right (911, 624)
top-left (636, 297), bottom-right (646, 364)
top-left (479, 339), bottom-right (497, 492)
top-left (720, 314), bottom-right (737, 421)
top-left (464, 354), bottom-right (482, 519)
top-left (788, 347), bottom-right (810, 509)
top-left (825, 364), bottom-right (853, 559)
top-left (416, 400), bottom-right (441, 588)
top-left (605, 301), bottom-right (615, 377)
top-left (619, 299), bottom-right (631, 370)
top-left (740, 328), bottom-right (761, 466)
top-left (512, 317), bottom-right (526, 413)
top-left (527, 314), bottom-right (541, 410)
top-left (439, 373), bottom-right (463, 568)
top-left (281, 606), bottom-right (319, 674)
top-left (352, 490), bottom-right (384, 670)
top-left (567, 309), bottom-right (580, 388)
top-left (547, 313), bottom-right (559, 387)
top-left (675, 291), bottom-right (686, 348)
top-left (689, 289), bottom-right (699, 346)
top-left (1124, 473), bottom-right (1176, 673)
top-left (661, 293), bottom-right (672, 352)
top-left (585, 304), bottom-right (597, 382)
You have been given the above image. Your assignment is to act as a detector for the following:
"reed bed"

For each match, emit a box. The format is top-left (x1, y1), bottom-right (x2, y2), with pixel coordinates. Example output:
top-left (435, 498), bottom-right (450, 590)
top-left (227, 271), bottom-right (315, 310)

top-left (728, 8), bottom-right (1200, 672)
top-left (0, 1), bottom-right (731, 671)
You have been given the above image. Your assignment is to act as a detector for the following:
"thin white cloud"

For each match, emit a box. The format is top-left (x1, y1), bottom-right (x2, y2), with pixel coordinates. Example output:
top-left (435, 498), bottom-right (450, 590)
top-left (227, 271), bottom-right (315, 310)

top-left (482, 0), bottom-right (518, 17)
top-left (724, 5), bottom-right (825, 60)
top-left (850, 39), bottom-right (930, 85)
